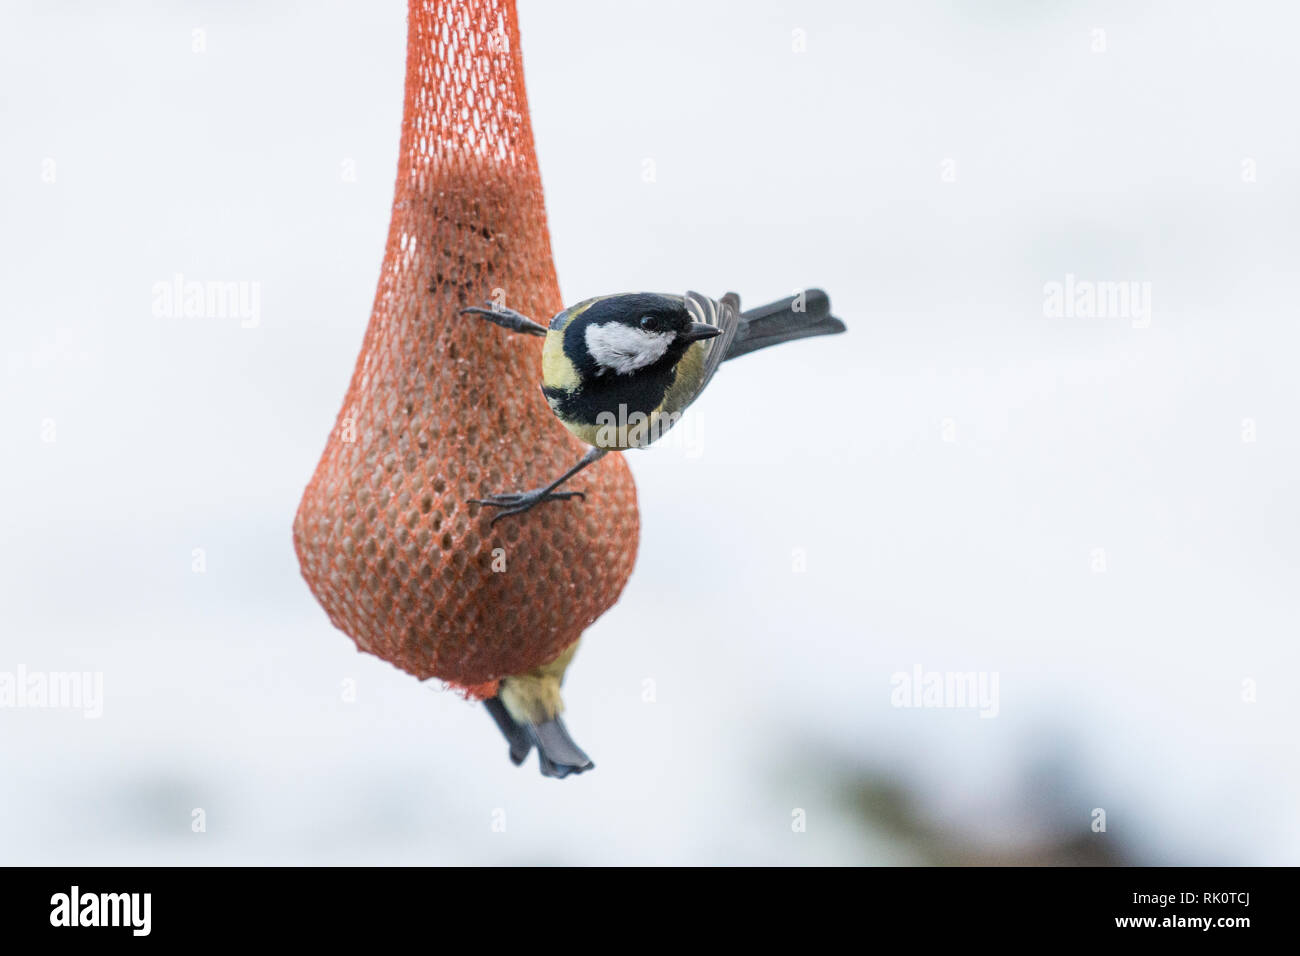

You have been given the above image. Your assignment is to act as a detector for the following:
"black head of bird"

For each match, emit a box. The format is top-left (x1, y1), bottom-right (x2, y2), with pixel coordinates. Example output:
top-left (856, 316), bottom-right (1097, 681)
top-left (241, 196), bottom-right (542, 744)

top-left (561, 293), bottom-right (722, 381)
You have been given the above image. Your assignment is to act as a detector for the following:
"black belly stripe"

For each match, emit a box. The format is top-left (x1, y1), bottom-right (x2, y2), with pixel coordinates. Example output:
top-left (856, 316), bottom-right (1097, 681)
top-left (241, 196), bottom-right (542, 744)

top-left (544, 362), bottom-right (678, 426)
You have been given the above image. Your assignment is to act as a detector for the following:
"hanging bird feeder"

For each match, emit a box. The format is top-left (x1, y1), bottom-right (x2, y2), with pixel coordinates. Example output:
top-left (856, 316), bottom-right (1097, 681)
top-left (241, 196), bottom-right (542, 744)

top-left (293, 0), bottom-right (640, 698)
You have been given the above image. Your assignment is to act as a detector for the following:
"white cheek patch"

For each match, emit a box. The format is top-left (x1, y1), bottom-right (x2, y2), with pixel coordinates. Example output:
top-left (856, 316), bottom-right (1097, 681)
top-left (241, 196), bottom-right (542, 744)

top-left (585, 322), bottom-right (675, 375)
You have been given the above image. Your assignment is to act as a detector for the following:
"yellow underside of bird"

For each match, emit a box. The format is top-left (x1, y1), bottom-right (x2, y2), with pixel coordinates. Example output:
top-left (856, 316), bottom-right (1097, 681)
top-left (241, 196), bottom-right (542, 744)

top-left (500, 639), bottom-right (581, 725)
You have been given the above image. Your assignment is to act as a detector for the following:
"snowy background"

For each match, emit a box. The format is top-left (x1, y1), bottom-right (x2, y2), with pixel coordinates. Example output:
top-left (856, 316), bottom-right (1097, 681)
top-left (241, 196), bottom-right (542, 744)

top-left (2, 0), bottom-right (1297, 864)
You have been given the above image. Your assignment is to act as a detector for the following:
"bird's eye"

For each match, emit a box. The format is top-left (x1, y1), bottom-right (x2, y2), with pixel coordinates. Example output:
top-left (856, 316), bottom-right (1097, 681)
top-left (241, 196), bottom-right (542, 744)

top-left (639, 315), bottom-right (661, 332)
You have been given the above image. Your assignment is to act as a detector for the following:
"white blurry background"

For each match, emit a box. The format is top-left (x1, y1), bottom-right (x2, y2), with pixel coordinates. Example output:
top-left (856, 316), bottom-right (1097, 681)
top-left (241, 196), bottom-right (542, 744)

top-left (2, 0), bottom-right (1297, 865)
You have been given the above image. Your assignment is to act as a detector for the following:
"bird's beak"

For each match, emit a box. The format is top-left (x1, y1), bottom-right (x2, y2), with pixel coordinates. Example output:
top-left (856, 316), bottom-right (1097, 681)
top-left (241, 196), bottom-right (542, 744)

top-left (682, 322), bottom-right (723, 343)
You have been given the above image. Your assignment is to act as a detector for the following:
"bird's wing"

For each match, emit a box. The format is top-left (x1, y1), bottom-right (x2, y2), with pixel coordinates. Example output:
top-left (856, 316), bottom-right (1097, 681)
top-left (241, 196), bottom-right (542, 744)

top-left (684, 290), bottom-right (741, 395)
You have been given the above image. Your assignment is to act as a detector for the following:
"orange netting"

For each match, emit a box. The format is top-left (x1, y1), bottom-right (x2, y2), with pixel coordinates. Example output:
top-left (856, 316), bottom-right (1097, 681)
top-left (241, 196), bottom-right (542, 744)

top-left (293, 0), bottom-right (640, 695)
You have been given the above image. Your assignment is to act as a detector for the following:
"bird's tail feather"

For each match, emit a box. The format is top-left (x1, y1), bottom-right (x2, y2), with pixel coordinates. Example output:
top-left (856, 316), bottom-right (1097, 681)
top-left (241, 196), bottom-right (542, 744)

top-left (531, 719), bottom-right (594, 779)
top-left (484, 696), bottom-right (532, 766)
top-left (727, 288), bottom-right (846, 360)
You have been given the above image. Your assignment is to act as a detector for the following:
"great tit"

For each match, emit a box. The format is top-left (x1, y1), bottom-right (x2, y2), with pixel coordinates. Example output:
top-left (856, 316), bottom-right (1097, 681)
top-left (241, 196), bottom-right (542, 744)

top-left (460, 288), bottom-right (845, 777)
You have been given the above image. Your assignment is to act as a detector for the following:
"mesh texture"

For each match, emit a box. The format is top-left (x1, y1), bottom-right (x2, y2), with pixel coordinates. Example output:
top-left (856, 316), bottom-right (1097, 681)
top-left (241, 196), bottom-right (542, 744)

top-left (293, 0), bottom-right (640, 694)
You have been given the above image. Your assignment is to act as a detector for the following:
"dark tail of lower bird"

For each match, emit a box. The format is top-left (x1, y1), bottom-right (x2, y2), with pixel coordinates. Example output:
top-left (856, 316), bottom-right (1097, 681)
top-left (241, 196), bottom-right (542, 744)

top-left (726, 288), bottom-right (845, 361)
top-left (483, 696), bottom-right (594, 779)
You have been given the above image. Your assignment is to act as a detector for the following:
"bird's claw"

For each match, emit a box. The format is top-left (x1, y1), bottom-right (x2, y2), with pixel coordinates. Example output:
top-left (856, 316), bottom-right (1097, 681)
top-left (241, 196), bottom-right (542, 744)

top-left (471, 489), bottom-right (586, 525)
top-left (458, 301), bottom-right (548, 337)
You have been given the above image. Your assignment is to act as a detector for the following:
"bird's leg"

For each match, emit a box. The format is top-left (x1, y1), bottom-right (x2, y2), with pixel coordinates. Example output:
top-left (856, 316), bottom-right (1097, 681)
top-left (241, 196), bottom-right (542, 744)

top-left (472, 447), bottom-right (607, 525)
top-left (459, 301), bottom-right (549, 337)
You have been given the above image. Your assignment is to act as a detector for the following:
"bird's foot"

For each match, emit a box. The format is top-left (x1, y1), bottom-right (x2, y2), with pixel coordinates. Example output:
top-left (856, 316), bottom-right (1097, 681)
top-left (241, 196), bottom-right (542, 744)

top-left (458, 301), bottom-right (548, 337)
top-left (470, 488), bottom-right (585, 525)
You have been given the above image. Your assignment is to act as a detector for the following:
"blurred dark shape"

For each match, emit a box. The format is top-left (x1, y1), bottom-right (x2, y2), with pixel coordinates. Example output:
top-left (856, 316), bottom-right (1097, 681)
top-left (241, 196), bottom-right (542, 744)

top-left (849, 776), bottom-right (1132, 866)
top-left (794, 730), bottom-right (1146, 866)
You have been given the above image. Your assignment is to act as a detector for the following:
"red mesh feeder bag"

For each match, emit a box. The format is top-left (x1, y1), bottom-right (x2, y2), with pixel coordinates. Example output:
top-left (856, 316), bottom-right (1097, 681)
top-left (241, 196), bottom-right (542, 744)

top-left (293, 0), bottom-right (640, 696)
